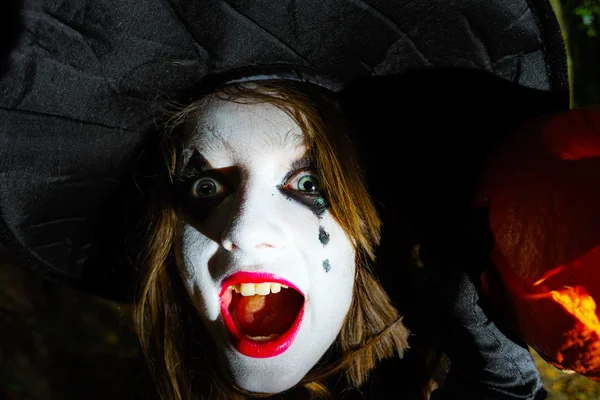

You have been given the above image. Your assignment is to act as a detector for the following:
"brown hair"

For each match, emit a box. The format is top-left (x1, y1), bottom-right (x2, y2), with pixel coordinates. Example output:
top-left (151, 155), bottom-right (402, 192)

top-left (132, 80), bottom-right (412, 399)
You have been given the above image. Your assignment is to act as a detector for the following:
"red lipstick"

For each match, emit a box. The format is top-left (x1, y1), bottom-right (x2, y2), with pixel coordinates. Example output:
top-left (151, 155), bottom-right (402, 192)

top-left (219, 271), bottom-right (305, 358)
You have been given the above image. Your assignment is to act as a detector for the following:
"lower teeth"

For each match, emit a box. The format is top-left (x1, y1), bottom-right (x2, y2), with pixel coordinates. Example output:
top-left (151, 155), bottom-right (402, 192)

top-left (245, 334), bottom-right (280, 342)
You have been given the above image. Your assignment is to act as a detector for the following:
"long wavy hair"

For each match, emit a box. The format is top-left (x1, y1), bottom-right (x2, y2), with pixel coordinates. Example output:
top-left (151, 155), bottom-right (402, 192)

top-left (130, 80), bottom-right (417, 399)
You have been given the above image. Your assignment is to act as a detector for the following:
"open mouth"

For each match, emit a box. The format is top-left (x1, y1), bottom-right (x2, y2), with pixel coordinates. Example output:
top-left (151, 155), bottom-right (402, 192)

top-left (219, 272), bottom-right (305, 358)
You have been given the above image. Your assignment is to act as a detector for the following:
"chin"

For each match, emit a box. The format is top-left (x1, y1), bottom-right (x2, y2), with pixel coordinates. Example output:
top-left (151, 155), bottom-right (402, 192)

top-left (233, 362), bottom-right (306, 394)
top-left (216, 308), bottom-right (338, 395)
top-left (226, 352), bottom-right (321, 393)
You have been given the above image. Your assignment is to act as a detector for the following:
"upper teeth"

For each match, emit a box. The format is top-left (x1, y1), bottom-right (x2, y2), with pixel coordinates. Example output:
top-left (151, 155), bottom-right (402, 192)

top-left (230, 283), bottom-right (289, 296)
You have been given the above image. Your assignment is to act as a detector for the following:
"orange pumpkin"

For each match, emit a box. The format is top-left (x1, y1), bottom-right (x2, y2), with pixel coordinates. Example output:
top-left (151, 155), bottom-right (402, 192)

top-left (477, 106), bottom-right (600, 380)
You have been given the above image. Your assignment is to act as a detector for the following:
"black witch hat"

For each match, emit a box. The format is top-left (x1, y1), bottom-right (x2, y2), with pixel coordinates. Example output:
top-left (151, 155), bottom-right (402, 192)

top-left (0, 0), bottom-right (569, 302)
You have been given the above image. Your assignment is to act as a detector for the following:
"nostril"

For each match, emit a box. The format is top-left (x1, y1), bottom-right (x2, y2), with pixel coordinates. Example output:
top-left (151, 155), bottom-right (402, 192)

top-left (256, 243), bottom-right (276, 249)
top-left (222, 239), bottom-right (237, 251)
top-left (223, 241), bottom-right (278, 251)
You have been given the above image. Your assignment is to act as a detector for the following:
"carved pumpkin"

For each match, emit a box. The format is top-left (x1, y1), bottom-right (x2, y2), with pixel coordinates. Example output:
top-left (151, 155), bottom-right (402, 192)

top-left (477, 106), bottom-right (600, 380)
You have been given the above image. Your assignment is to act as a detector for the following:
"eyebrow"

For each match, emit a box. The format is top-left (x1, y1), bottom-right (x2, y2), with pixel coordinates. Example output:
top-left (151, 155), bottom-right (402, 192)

top-left (176, 150), bottom-right (213, 180)
top-left (289, 152), bottom-right (314, 171)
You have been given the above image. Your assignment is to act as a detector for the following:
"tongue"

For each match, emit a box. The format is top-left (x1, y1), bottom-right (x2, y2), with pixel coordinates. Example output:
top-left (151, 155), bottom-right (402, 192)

top-left (233, 290), bottom-right (303, 337)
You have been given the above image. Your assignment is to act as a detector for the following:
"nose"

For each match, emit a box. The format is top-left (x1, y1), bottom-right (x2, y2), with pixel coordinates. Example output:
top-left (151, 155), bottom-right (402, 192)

top-left (220, 184), bottom-right (287, 253)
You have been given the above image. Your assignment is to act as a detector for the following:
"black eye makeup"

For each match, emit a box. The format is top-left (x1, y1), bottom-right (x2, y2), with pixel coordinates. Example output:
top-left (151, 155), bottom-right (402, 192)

top-left (173, 151), bottom-right (233, 217)
top-left (174, 150), bottom-right (329, 218)
top-left (278, 166), bottom-right (329, 217)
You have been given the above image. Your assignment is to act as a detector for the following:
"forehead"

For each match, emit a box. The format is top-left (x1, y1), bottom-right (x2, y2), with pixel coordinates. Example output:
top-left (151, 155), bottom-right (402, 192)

top-left (193, 99), bottom-right (305, 153)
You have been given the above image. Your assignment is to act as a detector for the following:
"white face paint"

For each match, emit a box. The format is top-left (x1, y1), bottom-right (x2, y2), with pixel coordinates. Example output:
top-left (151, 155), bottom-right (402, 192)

top-left (174, 99), bottom-right (356, 393)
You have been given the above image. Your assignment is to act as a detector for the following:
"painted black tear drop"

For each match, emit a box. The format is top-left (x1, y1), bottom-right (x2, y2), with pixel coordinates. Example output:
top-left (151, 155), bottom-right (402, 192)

top-left (318, 226), bottom-right (330, 246)
top-left (322, 259), bottom-right (331, 273)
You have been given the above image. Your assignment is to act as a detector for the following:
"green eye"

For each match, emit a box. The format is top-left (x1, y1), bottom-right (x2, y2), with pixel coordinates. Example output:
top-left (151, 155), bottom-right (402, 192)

top-left (192, 177), bottom-right (223, 198)
top-left (297, 175), bottom-right (320, 193)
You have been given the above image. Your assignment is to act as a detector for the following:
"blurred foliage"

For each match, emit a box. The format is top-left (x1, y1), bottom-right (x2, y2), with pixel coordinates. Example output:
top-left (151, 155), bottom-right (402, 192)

top-left (533, 348), bottom-right (600, 400)
top-left (556, 0), bottom-right (600, 107)
top-left (573, 0), bottom-right (600, 37)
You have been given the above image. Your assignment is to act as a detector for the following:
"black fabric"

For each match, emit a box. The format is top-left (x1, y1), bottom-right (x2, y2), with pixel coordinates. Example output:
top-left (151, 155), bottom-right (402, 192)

top-left (425, 213), bottom-right (546, 400)
top-left (0, 0), bottom-right (568, 301)
top-left (429, 268), bottom-right (545, 400)
top-left (0, 1), bottom-right (23, 75)
top-left (420, 204), bottom-right (546, 400)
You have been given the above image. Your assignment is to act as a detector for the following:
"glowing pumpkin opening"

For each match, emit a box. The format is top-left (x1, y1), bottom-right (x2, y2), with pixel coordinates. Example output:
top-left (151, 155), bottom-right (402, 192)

top-left (477, 107), bottom-right (600, 380)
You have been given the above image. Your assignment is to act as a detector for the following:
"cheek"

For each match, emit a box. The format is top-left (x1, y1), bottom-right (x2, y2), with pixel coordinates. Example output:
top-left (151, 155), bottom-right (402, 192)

top-left (181, 196), bottom-right (234, 240)
top-left (309, 233), bottom-right (355, 336)
top-left (177, 224), bottom-right (220, 309)
top-left (180, 224), bottom-right (212, 271)
top-left (315, 218), bottom-right (355, 277)
top-left (305, 218), bottom-right (356, 315)
top-left (321, 221), bottom-right (356, 309)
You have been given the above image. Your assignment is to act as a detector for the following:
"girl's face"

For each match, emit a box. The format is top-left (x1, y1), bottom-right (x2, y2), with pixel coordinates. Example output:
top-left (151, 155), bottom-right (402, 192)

top-left (174, 99), bottom-right (356, 393)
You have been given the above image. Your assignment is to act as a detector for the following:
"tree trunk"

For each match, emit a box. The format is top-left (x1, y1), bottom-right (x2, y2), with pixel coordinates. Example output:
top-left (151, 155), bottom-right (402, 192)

top-left (560, 0), bottom-right (600, 107)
